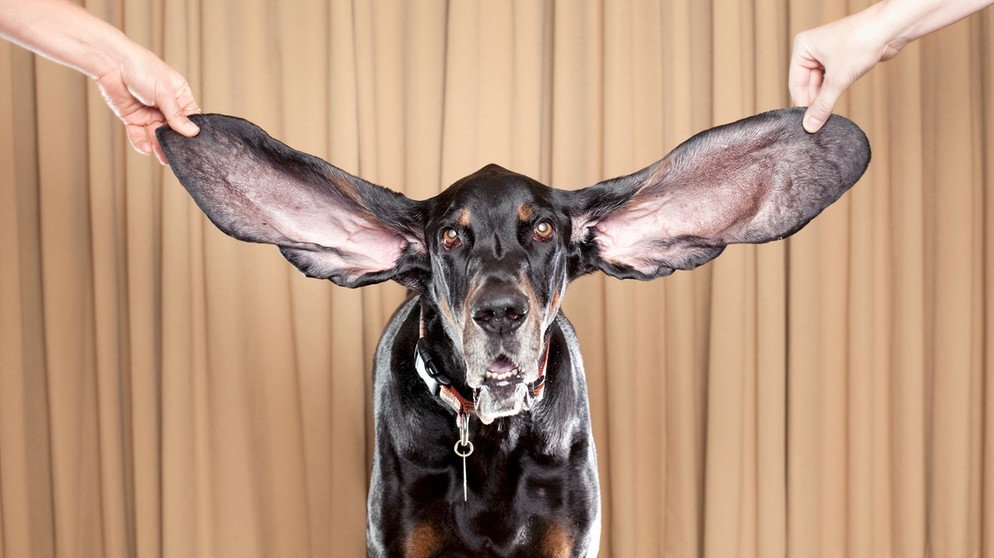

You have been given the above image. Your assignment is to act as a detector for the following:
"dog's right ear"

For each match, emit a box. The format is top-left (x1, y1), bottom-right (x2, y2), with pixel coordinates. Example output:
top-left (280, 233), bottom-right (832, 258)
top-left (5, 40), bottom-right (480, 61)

top-left (157, 114), bottom-right (427, 289)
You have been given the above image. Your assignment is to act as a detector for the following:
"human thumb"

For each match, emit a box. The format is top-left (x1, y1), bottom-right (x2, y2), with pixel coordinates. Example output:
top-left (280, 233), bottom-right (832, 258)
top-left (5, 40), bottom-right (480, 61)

top-left (802, 80), bottom-right (845, 133)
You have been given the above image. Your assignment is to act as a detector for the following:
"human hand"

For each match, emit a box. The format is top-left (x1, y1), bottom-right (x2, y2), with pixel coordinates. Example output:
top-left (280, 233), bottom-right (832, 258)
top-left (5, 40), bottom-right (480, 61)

top-left (1, 0), bottom-right (202, 163)
top-left (789, 7), bottom-right (899, 133)
top-left (95, 48), bottom-right (200, 165)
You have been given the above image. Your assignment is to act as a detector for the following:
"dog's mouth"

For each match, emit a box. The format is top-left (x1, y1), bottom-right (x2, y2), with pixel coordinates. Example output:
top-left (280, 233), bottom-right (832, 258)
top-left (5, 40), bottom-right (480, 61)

top-left (472, 355), bottom-right (541, 424)
top-left (485, 355), bottom-right (519, 384)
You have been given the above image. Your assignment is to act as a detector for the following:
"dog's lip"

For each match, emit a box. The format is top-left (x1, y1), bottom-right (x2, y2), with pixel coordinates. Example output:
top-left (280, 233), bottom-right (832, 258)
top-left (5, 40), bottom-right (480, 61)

top-left (486, 355), bottom-right (519, 383)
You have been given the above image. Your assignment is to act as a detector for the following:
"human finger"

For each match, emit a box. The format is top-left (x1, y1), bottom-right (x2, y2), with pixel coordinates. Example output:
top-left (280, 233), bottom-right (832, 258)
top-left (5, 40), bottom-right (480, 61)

top-left (801, 78), bottom-right (846, 133)
top-left (789, 65), bottom-right (824, 109)
top-left (157, 80), bottom-right (200, 137)
top-left (148, 121), bottom-right (170, 165)
top-left (124, 118), bottom-right (156, 156)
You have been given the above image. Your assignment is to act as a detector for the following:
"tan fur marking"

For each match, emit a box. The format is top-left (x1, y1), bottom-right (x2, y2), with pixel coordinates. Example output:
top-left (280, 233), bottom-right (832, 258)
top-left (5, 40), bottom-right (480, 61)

top-left (518, 203), bottom-right (534, 222)
top-left (437, 296), bottom-right (464, 344)
top-left (519, 271), bottom-right (542, 329)
top-left (438, 297), bottom-right (455, 324)
top-left (463, 280), bottom-right (480, 321)
top-left (404, 522), bottom-right (442, 558)
top-left (456, 207), bottom-right (472, 227)
top-left (540, 521), bottom-right (575, 558)
top-left (521, 272), bottom-right (539, 307)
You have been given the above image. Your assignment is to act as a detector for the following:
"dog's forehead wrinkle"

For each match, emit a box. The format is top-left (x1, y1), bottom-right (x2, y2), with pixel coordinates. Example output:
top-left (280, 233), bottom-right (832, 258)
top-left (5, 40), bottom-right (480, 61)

top-left (439, 167), bottom-right (557, 218)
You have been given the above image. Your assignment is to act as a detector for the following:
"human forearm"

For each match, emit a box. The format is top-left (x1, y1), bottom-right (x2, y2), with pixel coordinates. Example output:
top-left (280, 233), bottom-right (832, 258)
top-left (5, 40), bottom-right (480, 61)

top-left (0, 0), bottom-right (138, 80)
top-left (870, 0), bottom-right (994, 58)
top-left (877, 0), bottom-right (994, 50)
top-left (1, 0), bottom-right (200, 162)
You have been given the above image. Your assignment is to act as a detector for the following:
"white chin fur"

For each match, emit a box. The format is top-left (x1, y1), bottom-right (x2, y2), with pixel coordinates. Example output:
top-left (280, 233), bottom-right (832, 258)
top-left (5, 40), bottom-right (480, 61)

top-left (474, 382), bottom-right (538, 424)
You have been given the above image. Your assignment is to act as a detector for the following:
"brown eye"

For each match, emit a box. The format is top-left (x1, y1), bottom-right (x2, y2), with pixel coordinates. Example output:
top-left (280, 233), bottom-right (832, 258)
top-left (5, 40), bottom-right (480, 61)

top-left (533, 220), bottom-right (555, 242)
top-left (441, 227), bottom-right (462, 250)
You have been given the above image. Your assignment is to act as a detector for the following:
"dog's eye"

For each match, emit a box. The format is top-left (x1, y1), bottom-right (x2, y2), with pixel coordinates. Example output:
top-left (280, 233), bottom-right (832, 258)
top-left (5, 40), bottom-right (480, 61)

top-left (533, 221), bottom-right (555, 242)
top-left (440, 228), bottom-right (462, 250)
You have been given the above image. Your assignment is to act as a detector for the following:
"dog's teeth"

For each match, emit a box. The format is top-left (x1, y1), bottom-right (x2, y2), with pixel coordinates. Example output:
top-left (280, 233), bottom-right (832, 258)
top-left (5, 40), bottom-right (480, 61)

top-left (487, 368), bottom-right (519, 381)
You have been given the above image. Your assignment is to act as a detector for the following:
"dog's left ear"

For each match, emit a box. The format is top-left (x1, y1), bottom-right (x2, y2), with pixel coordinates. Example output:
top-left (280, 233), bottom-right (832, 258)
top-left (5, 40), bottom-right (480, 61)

top-left (157, 114), bottom-right (427, 288)
top-left (567, 108), bottom-right (870, 280)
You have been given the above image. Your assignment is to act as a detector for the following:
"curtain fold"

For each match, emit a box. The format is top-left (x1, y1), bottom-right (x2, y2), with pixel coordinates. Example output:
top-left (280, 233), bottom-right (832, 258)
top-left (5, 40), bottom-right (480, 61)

top-left (2, 0), bottom-right (992, 556)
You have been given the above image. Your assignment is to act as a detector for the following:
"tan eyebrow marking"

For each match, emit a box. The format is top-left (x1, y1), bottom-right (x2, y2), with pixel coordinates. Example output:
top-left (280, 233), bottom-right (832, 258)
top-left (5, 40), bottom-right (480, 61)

top-left (518, 203), bottom-right (534, 222)
top-left (456, 207), bottom-right (472, 227)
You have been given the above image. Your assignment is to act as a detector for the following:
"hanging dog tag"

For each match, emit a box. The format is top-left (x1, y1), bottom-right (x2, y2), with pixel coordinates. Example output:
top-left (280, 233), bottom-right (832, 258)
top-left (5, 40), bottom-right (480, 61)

top-left (454, 439), bottom-right (474, 502)
top-left (454, 414), bottom-right (473, 501)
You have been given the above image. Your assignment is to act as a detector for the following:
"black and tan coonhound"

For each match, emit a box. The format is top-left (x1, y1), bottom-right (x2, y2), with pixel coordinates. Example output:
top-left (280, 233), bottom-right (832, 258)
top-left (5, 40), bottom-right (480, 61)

top-left (157, 107), bottom-right (869, 557)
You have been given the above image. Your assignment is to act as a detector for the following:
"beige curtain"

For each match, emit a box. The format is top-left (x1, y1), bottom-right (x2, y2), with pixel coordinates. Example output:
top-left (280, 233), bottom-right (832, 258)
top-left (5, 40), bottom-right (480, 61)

top-left (2, 0), bottom-right (993, 556)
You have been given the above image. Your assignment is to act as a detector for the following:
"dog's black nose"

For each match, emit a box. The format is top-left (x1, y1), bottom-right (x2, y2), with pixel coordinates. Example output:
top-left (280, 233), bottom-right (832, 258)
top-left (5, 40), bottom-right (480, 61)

top-left (471, 285), bottom-right (529, 334)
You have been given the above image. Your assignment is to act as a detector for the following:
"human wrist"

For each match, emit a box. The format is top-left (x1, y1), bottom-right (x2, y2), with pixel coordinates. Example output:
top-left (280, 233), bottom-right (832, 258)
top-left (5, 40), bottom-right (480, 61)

top-left (873, 0), bottom-right (931, 55)
top-left (74, 23), bottom-right (138, 82)
top-left (849, 0), bottom-right (912, 61)
top-left (871, 0), bottom-right (993, 57)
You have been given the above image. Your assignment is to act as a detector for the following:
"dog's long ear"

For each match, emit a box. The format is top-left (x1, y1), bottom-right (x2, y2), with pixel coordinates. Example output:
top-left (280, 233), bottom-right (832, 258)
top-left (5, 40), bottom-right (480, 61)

top-left (567, 108), bottom-right (870, 281)
top-left (156, 114), bottom-right (426, 288)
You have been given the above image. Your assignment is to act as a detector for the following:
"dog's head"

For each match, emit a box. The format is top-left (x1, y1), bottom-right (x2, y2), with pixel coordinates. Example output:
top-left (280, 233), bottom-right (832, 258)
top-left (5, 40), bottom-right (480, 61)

top-left (158, 108), bottom-right (870, 423)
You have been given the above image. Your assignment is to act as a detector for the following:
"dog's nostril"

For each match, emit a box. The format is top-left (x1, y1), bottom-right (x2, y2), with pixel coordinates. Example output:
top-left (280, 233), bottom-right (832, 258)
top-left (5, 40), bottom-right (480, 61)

top-left (472, 306), bottom-right (526, 323)
top-left (474, 309), bottom-right (495, 322)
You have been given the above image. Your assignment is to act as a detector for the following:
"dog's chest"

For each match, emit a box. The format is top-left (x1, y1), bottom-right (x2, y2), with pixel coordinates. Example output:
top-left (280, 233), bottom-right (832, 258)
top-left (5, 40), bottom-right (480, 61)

top-left (368, 298), bottom-right (599, 556)
top-left (398, 430), bottom-right (590, 555)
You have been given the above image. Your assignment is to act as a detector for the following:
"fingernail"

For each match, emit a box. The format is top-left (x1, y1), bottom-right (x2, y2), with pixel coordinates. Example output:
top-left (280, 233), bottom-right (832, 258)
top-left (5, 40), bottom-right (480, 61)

top-left (182, 122), bottom-right (200, 135)
top-left (803, 114), bottom-right (822, 133)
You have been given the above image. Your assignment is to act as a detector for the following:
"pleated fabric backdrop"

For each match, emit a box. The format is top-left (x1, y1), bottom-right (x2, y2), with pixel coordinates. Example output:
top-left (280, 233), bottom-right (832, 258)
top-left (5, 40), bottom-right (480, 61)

top-left (2, 0), bottom-right (993, 556)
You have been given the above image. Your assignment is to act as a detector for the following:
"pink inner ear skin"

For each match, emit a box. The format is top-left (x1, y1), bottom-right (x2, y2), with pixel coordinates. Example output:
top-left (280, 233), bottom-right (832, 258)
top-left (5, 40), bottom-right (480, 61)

top-left (588, 193), bottom-right (699, 271)
top-left (591, 213), bottom-right (666, 275)
top-left (587, 178), bottom-right (761, 277)
top-left (273, 205), bottom-right (411, 270)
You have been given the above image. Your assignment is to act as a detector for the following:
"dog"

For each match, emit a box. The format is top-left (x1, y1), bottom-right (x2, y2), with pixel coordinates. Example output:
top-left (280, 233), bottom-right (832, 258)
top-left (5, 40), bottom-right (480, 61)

top-left (157, 107), bottom-right (869, 557)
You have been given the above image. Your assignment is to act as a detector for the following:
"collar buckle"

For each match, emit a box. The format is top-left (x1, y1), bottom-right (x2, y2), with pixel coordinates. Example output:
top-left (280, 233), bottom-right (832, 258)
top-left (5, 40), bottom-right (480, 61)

top-left (414, 339), bottom-right (452, 397)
